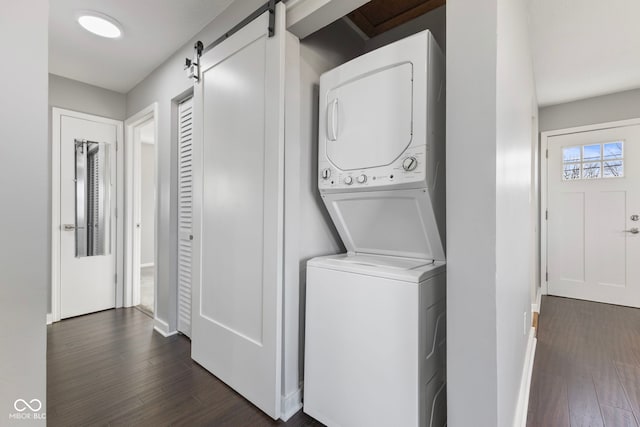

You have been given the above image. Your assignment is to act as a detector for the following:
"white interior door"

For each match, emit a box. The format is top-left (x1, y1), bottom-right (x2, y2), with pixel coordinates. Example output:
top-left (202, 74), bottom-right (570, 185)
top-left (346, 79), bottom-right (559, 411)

top-left (191, 4), bottom-right (286, 419)
top-left (547, 124), bottom-right (640, 307)
top-left (177, 97), bottom-right (193, 337)
top-left (60, 114), bottom-right (117, 318)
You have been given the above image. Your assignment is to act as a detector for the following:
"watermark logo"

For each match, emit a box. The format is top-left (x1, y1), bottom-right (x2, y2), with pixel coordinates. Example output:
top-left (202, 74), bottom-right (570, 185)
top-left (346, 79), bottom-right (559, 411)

top-left (14, 399), bottom-right (42, 413)
top-left (9, 399), bottom-right (45, 421)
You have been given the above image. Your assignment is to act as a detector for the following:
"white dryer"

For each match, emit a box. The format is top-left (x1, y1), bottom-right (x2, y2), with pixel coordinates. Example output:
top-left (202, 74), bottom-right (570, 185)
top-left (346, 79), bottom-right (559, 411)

top-left (303, 30), bottom-right (446, 427)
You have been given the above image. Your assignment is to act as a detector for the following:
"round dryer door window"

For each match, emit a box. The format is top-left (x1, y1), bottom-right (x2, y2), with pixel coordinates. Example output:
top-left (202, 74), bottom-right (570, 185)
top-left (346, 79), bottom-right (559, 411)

top-left (325, 62), bottom-right (413, 171)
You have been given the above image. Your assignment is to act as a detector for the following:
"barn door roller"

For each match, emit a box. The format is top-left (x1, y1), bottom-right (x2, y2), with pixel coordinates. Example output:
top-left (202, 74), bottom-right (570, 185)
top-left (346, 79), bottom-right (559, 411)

top-left (185, 0), bottom-right (282, 82)
top-left (184, 41), bottom-right (204, 82)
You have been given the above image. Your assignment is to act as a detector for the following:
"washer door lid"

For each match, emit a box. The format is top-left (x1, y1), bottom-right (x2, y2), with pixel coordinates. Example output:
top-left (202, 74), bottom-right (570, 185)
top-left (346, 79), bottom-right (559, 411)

top-left (323, 188), bottom-right (445, 261)
top-left (308, 254), bottom-right (446, 283)
top-left (325, 62), bottom-right (413, 171)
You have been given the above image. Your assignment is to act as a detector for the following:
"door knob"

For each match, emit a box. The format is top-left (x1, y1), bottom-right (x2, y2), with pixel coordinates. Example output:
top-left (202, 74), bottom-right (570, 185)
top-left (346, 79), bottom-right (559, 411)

top-left (63, 224), bottom-right (75, 231)
top-left (631, 215), bottom-right (639, 221)
top-left (626, 228), bottom-right (639, 234)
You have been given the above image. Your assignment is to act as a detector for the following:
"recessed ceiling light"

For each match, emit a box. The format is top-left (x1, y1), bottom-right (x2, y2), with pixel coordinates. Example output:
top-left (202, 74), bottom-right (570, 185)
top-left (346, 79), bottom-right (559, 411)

top-left (77, 12), bottom-right (122, 39)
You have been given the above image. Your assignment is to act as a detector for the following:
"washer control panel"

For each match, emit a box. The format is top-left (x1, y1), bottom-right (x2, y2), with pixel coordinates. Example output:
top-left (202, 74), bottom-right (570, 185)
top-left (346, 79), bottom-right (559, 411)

top-left (319, 146), bottom-right (427, 191)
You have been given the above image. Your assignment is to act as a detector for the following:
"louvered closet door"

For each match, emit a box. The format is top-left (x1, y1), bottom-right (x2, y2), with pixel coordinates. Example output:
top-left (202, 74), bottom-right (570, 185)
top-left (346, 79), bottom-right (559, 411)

top-left (178, 97), bottom-right (194, 337)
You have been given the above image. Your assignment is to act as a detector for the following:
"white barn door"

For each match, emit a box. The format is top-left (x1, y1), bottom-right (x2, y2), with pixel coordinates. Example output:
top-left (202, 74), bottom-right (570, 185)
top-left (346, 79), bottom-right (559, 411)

top-left (191, 4), bottom-right (286, 419)
top-left (177, 97), bottom-right (194, 337)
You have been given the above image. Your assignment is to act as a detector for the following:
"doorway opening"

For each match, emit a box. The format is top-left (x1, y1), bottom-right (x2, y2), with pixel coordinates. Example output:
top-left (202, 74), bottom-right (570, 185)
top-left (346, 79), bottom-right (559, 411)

top-left (136, 120), bottom-right (156, 315)
top-left (125, 104), bottom-right (158, 316)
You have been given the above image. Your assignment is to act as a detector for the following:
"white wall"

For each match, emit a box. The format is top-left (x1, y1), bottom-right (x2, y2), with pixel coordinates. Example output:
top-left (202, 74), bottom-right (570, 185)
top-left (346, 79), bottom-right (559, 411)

top-left (0, 1), bottom-right (48, 424)
top-left (297, 16), bottom-right (361, 384)
top-left (446, 0), bottom-right (499, 422)
top-left (298, 19), bottom-right (359, 263)
top-left (286, 0), bottom-right (369, 39)
top-left (49, 74), bottom-right (127, 120)
top-left (140, 142), bottom-right (155, 266)
top-left (540, 87), bottom-right (640, 132)
top-left (531, 109), bottom-right (541, 305)
top-left (495, 0), bottom-right (537, 425)
top-left (447, 0), bottom-right (536, 425)
top-left (299, 18), bottom-right (364, 71)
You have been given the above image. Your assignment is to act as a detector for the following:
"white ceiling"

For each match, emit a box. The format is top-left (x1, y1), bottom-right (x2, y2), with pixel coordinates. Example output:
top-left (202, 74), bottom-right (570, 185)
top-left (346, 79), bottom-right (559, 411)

top-left (49, 0), bottom-right (235, 93)
top-left (50, 0), bottom-right (640, 105)
top-left (530, 0), bottom-right (640, 107)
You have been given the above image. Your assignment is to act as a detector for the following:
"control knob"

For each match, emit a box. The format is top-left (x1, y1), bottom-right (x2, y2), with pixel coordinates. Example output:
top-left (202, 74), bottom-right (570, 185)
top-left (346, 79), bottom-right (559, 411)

top-left (357, 174), bottom-right (367, 184)
top-left (321, 168), bottom-right (331, 180)
top-left (402, 156), bottom-right (418, 171)
top-left (344, 176), bottom-right (353, 185)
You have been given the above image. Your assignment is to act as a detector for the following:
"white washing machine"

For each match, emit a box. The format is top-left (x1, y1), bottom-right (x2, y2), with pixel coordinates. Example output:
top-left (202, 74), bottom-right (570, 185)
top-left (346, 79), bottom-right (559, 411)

top-left (303, 30), bottom-right (446, 427)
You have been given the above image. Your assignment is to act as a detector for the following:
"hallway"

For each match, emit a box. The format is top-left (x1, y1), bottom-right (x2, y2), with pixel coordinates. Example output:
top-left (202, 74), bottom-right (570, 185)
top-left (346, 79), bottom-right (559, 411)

top-left (138, 266), bottom-right (154, 316)
top-left (527, 296), bottom-right (640, 426)
top-left (47, 308), bottom-right (322, 426)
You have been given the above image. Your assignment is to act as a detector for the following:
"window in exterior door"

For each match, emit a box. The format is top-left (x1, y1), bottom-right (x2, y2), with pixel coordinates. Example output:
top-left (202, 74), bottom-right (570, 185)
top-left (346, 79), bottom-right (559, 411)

top-left (562, 141), bottom-right (624, 181)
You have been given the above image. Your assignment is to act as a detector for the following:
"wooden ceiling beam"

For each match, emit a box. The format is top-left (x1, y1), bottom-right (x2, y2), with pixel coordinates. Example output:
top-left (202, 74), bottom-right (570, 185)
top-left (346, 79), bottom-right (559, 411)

top-left (348, 0), bottom-right (446, 38)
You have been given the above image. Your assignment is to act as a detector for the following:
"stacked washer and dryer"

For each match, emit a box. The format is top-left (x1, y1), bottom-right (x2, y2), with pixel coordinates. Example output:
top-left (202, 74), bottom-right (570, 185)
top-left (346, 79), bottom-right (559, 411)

top-left (303, 30), bottom-right (447, 427)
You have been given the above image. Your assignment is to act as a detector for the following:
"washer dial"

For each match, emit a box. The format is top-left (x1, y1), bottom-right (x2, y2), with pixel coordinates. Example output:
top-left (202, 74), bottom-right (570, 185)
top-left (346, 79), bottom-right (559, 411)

top-left (402, 156), bottom-right (418, 171)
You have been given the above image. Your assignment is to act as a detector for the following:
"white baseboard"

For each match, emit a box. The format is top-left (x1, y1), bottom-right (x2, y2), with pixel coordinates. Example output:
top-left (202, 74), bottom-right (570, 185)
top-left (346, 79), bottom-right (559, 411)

top-left (513, 327), bottom-right (537, 427)
top-left (46, 313), bottom-right (53, 325)
top-left (280, 387), bottom-right (302, 421)
top-left (531, 288), bottom-right (542, 313)
top-left (153, 317), bottom-right (177, 337)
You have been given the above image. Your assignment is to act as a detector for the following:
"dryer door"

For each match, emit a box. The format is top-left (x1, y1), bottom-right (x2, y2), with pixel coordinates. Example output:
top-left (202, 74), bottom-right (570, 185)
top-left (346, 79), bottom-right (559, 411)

top-left (325, 62), bottom-right (413, 171)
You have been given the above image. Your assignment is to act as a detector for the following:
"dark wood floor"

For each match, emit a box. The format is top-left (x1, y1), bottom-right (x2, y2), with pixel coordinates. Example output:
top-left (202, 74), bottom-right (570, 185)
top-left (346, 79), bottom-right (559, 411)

top-left (528, 296), bottom-right (640, 427)
top-left (47, 308), bottom-right (323, 427)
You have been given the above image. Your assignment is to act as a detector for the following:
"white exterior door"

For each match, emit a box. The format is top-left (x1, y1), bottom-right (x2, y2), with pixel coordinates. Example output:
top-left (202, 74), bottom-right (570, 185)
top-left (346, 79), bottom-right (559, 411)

top-left (547, 124), bottom-right (640, 307)
top-left (191, 4), bottom-right (286, 419)
top-left (177, 97), bottom-right (193, 337)
top-left (59, 114), bottom-right (118, 319)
